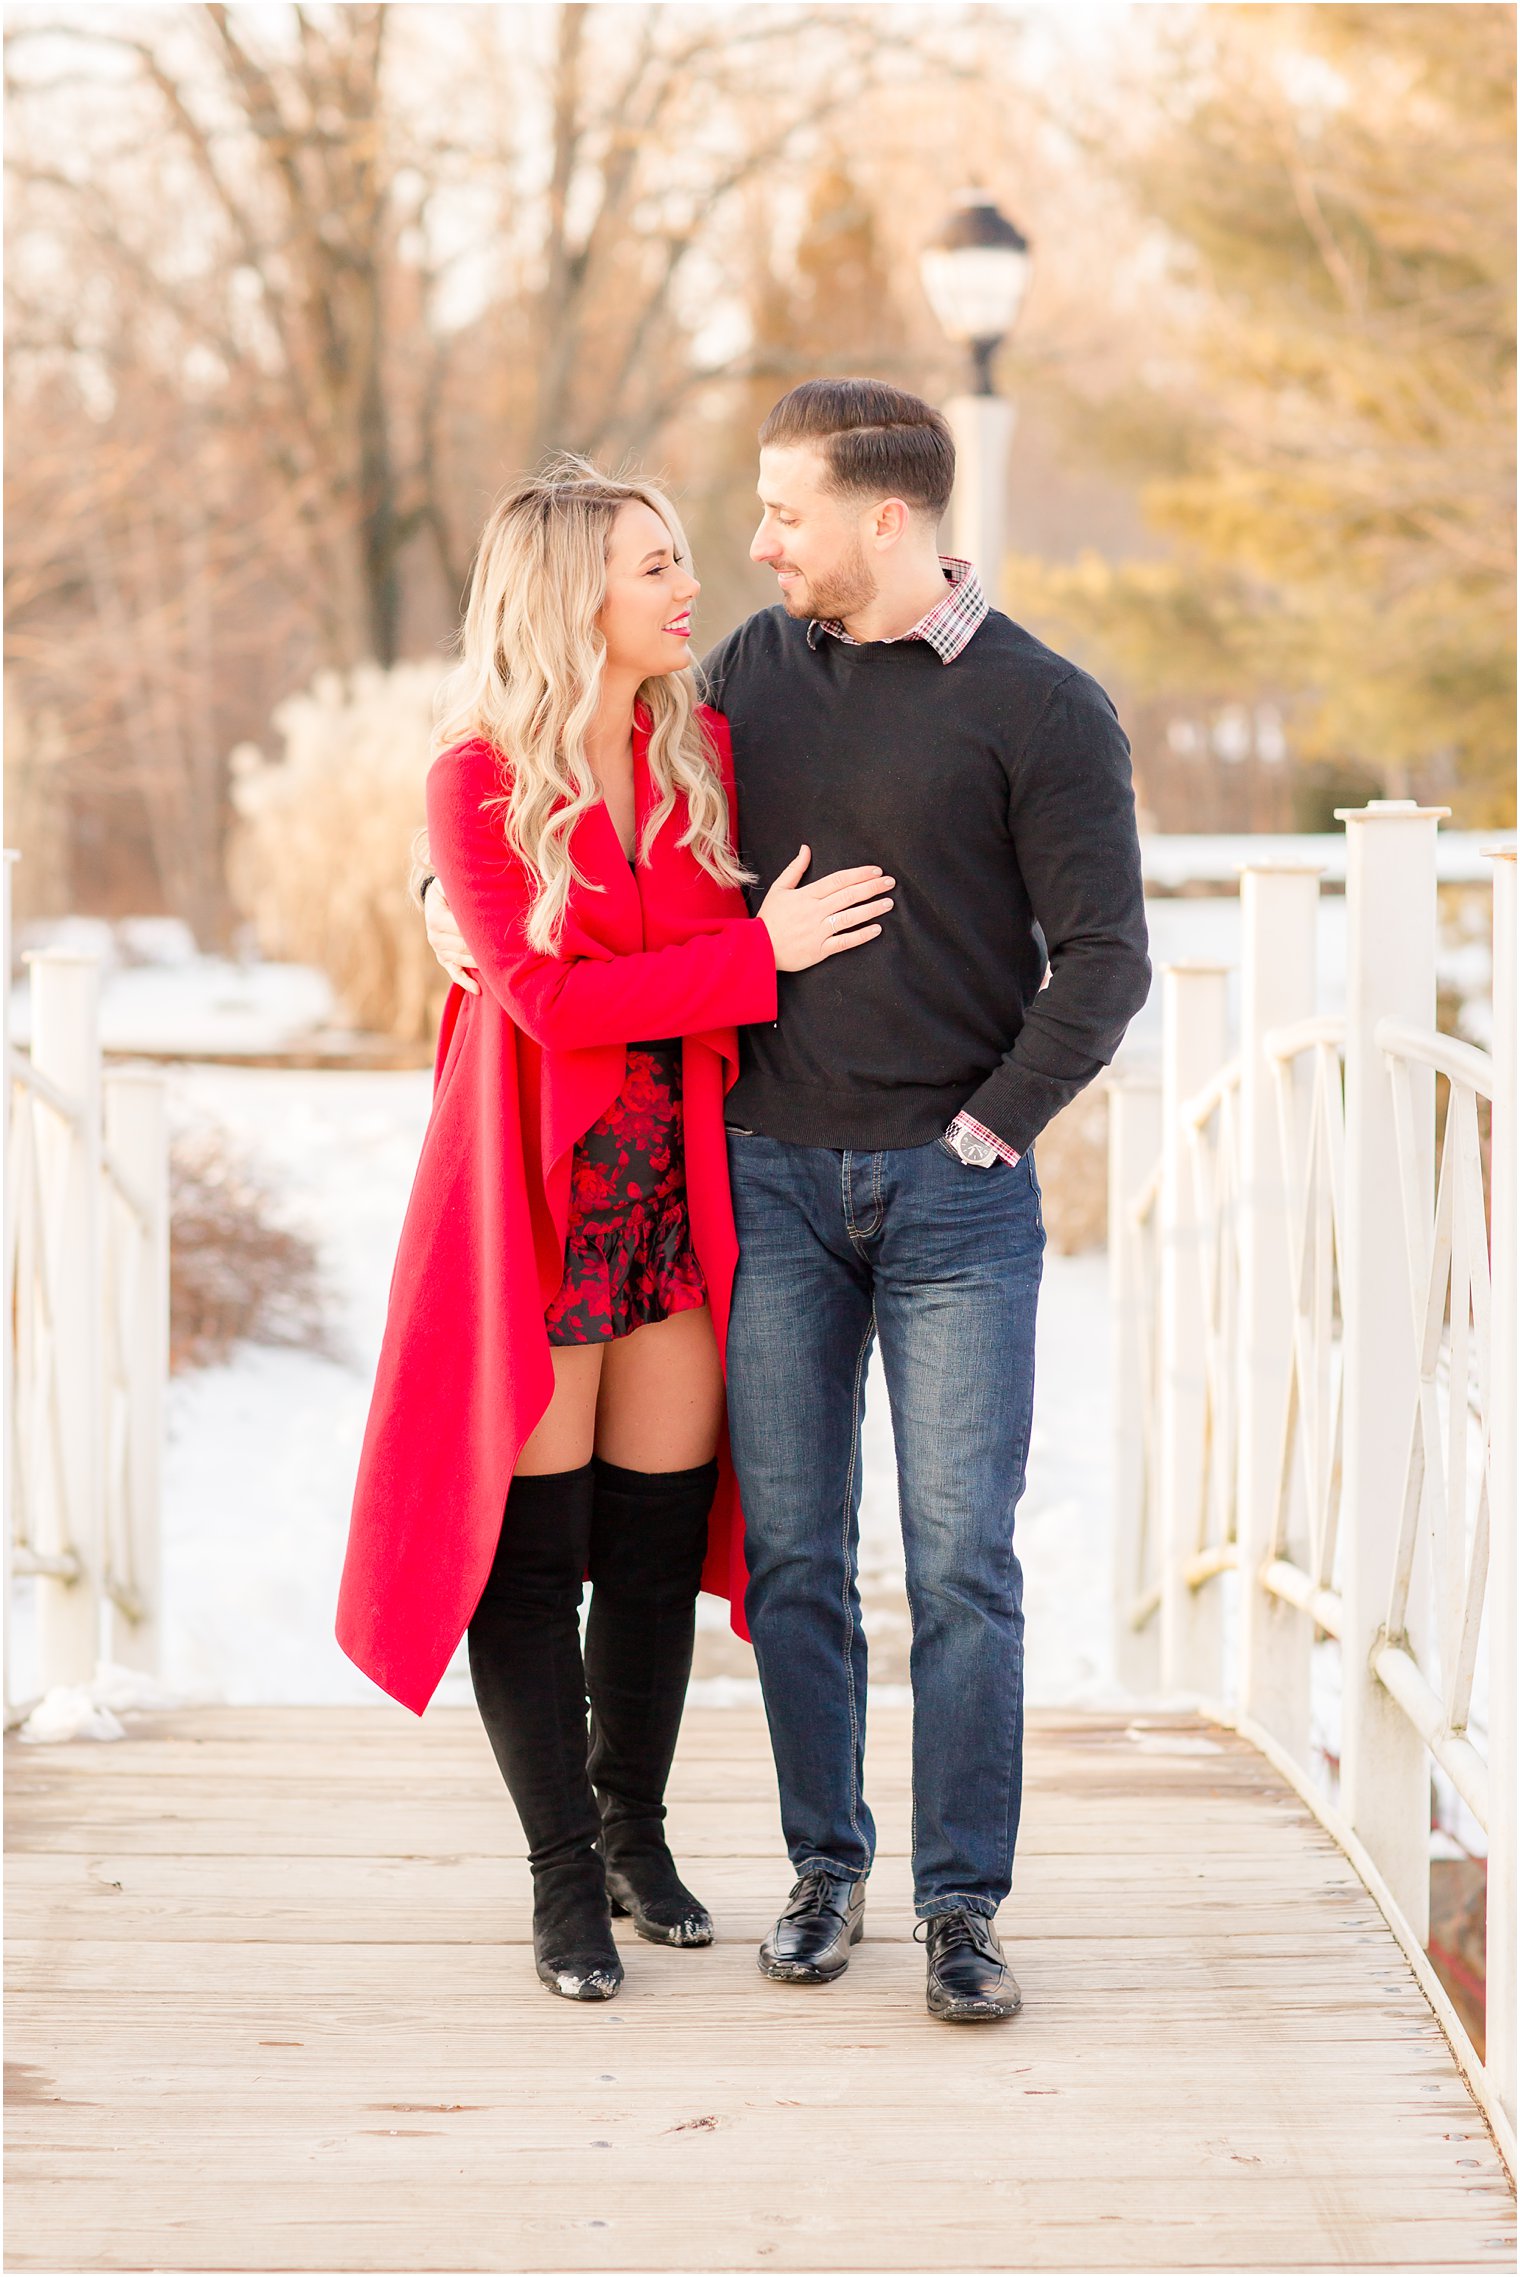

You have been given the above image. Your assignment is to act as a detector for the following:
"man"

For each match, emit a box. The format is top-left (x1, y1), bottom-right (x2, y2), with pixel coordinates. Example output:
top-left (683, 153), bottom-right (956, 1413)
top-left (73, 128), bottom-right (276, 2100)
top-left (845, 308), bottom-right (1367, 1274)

top-left (425, 379), bottom-right (1150, 2022)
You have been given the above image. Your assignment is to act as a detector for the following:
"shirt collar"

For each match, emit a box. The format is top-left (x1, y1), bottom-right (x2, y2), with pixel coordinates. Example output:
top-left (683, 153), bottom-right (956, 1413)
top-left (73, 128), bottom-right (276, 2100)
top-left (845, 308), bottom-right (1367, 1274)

top-left (806, 555), bottom-right (988, 664)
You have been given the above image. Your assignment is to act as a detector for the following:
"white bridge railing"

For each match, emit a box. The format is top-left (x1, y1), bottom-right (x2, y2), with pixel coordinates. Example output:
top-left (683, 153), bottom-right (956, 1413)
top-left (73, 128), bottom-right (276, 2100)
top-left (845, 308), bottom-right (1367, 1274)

top-left (3, 853), bottom-right (169, 1722)
top-left (1110, 802), bottom-right (1516, 2166)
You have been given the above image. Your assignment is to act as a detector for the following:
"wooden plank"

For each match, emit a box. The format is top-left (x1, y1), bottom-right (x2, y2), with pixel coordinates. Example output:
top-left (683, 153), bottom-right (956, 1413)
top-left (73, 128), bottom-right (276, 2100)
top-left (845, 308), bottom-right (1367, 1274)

top-left (0, 1734), bottom-right (1276, 1767)
top-left (6, 2141), bottom-right (1511, 2198)
top-left (2, 1823), bottom-right (1336, 1860)
top-left (2, 1882), bottom-right (1381, 1950)
top-left (4, 2050), bottom-right (1473, 2121)
top-left (3, 2188), bottom-right (1514, 2275)
top-left (0, 1789), bottom-right (1325, 1840)
top-left (0, 1931), bottom-right (1469, 1996)
top-left (0, 1724), bottom-right (1311, 1770)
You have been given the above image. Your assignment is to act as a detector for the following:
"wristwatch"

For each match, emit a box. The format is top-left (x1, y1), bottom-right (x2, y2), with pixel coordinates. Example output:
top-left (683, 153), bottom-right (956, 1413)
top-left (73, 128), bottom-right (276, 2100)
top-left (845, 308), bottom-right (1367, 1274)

top-left (941, 1119), bottom-right (1003, 1169)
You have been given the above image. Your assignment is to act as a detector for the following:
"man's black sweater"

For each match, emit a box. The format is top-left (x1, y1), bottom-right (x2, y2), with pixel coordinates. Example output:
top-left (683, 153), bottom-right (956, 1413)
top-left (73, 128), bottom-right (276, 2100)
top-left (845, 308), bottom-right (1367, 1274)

top-left (701, 605), bottom-right (1151, 1157)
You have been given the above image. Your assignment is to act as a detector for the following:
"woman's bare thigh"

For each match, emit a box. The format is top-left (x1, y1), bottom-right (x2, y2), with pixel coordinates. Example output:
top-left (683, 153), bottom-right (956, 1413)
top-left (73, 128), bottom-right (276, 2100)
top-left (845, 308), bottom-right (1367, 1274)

top-left (514, 1343), bottom-right (604, 1474)
top-left (594, 1305), bottom-right (724, 1470)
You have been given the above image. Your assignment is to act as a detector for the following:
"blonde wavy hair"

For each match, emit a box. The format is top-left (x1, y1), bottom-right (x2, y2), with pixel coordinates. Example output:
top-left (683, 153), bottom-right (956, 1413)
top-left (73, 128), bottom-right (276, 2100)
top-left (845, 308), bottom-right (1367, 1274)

top-left (431, 456), bottom-right (751, 953)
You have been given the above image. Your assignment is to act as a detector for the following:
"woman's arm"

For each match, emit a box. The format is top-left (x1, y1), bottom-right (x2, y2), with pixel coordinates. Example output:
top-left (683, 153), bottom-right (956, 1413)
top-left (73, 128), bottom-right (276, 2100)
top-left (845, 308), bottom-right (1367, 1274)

top-left (491, 922), bottom-right (778, 1051)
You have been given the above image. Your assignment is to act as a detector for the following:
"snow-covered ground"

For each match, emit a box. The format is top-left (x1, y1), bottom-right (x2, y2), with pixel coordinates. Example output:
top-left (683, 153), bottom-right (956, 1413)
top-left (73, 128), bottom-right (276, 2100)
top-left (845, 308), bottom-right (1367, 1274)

top-left (158, 1065), bottom-right (435, 1705)
top-left (144, 1065), bottom-right (1118, 1712)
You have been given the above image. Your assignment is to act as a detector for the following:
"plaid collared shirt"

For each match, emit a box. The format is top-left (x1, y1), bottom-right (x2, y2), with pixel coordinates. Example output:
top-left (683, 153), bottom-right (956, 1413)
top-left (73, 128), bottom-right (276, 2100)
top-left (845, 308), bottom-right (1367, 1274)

top-left (807, 554), bottom-right (1017, 1164)
top-left (806, 554), bottom-right (988, 665)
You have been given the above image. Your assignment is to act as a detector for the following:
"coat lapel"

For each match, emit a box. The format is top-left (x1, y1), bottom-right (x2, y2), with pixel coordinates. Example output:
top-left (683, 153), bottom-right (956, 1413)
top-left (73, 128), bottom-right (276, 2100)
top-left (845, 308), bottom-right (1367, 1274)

top-left (564, 739), bottom-right (645, 954)
top-left (536, 716), bottom-right (651, 1180)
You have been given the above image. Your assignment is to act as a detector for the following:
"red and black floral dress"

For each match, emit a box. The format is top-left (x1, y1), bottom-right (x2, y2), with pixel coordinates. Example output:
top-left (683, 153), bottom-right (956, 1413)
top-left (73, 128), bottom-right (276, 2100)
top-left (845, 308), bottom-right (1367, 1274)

top-left (543, 839), bottom-right (710, 1346)
top-left (543, 1035), bottom-right (708, 1345)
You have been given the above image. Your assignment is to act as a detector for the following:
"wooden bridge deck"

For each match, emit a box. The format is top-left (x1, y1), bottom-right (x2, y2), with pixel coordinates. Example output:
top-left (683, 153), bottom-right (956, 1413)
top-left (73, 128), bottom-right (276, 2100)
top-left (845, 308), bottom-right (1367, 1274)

top-left (5, 1704), bottom-right (1515, 2273)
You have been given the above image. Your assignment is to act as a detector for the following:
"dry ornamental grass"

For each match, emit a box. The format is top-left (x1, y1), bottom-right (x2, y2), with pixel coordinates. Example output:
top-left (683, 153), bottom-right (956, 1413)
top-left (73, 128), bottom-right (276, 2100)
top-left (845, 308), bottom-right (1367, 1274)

top-left (229, 663), bottom-right (447, 1043)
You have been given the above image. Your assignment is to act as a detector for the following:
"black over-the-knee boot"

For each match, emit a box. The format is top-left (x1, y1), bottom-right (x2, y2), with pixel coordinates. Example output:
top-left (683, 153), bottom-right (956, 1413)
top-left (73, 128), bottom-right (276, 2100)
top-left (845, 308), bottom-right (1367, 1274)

top-left (467, 1463), bottom-right (623, 2001)
top-left (585, 1454), bottom-right (718, 1947)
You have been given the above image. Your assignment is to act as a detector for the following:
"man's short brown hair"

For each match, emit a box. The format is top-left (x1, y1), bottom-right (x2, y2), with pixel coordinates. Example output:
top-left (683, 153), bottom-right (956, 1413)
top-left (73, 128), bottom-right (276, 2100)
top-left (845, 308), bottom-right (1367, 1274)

top-left (758, 379), bottom-right (955, 520)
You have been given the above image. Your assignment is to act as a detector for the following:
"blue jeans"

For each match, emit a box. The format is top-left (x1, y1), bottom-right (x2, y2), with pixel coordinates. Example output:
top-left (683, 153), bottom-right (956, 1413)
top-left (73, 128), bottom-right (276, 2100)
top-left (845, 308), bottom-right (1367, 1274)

top-left (724, 1132), bottom-right (1045, 1918)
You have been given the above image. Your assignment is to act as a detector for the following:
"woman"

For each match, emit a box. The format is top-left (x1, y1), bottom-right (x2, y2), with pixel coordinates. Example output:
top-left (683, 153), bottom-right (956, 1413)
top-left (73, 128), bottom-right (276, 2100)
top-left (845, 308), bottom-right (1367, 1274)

top-left (337, 460), bottom-right (893, 2001)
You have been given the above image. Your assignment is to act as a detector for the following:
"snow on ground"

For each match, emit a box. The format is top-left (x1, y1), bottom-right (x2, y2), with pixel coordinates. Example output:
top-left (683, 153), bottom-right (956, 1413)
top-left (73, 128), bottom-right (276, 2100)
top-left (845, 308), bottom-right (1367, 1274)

top-left (848, 1246), bottom-right (1120, 1710)
top-left (1017, 1250), bottom-right (1122, 1705)
top-left (151, 1065), bottom-right (1119, 1712)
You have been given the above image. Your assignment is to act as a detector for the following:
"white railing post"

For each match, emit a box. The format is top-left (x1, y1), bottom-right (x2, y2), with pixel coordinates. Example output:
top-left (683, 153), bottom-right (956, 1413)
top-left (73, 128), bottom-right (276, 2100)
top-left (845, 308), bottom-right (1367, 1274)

top-left (1236, 865), bottom-right (1321, 1761)
top-left (1159, 963), bottom-right (1231, 1698)
top-left (27, 950), bottom-right (106, 1689)
top-left (1110, 1072), bottom-right (1163, 1695)
top-left (102, 1069), bottom-right (168, 1675)
top-left (1337, 800), bottom-right (1447, 1944)
top-left (1485, 848), bottom-right (1516, 2134)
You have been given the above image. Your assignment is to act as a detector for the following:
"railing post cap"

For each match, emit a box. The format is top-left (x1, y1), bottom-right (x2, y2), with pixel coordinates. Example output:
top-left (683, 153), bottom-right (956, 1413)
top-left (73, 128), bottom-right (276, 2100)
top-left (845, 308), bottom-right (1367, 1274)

top-left (1161, 959), bottom-right (1232, 974)
top-left (1483, 845), bottom-right (1517, 864)
top-left (21, 947), bottom-right (105, 968)
top-left (1334, 800), bottom-right (1452, 823)
top-left (1234, 859), bottom-right (1326, 877)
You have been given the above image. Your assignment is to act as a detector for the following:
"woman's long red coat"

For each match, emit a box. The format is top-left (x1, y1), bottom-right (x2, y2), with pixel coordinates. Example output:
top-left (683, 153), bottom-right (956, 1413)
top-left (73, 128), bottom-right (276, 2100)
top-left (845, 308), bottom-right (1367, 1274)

top-left (336, 709), bottom-right (777, 1714)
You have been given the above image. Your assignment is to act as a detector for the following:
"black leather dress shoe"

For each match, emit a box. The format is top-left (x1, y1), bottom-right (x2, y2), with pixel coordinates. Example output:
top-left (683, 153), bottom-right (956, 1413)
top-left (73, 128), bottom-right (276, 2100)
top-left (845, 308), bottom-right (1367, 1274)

top-left (758, 1869), bottom-right (866, 1983)
top-left (922, 1910), bottom-right (1022, 2022)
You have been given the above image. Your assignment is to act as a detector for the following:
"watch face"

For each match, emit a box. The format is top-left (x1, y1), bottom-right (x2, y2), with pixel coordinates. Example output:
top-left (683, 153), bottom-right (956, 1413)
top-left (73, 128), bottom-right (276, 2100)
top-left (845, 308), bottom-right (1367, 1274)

top-left (952, 1129), bottom-right (999, 1167)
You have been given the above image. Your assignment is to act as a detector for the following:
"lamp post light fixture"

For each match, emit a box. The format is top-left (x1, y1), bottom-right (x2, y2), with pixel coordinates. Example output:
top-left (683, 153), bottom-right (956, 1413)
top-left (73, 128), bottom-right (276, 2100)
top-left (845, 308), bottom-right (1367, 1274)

top-left (920, 192), bottom-right (1031, 588)
top-left (919, 193), bottom-right (1031, 396)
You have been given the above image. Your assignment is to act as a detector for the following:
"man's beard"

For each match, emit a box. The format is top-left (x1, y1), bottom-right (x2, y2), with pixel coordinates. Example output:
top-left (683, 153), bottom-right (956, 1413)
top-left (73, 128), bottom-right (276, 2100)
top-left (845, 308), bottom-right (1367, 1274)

top-left (778, 534), bottom-right (877, 623)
